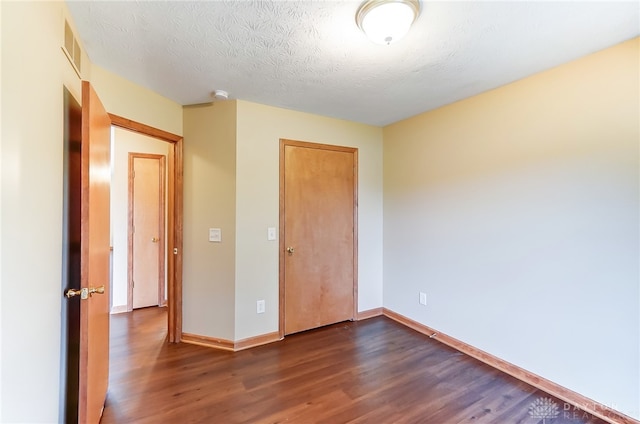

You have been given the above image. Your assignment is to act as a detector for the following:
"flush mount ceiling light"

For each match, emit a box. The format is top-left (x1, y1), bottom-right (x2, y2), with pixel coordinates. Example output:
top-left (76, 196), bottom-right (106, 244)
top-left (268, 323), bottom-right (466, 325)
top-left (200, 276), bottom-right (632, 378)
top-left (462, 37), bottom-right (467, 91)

top-left (356, 0), bottom-right (420, 45)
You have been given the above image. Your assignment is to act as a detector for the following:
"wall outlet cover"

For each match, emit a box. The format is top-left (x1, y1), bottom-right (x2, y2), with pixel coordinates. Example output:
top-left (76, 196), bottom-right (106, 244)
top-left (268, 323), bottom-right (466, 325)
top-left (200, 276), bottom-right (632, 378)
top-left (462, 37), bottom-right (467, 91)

top-left (257, 299), bottom-right (266, 314)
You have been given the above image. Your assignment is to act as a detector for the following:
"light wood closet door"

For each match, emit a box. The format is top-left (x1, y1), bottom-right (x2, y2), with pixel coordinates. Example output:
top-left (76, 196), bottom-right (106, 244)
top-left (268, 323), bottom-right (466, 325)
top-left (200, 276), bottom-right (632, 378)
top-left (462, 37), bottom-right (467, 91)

top-left (281, 140), bottom-right (357, 335)
top-left (130, 154), bottom-right (165, 309)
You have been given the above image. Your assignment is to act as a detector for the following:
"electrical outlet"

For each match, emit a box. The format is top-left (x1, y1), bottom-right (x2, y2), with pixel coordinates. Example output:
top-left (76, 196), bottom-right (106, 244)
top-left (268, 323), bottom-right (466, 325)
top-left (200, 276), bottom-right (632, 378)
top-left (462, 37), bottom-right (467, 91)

top-left (257, 300), bottom-right (265, 314)
top-left (419, 292), bottom-right (427, 306)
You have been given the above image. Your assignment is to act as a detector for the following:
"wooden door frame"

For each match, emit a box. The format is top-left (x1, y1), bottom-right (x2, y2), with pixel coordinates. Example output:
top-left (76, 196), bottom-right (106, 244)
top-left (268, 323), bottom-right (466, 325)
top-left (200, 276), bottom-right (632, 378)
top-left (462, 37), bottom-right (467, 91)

top-left (128, 153), bottom-right (166, 311)
top-left (278, 139), bottom-right (358, 339)
top-left (110, 114), bottom-right (183, 343)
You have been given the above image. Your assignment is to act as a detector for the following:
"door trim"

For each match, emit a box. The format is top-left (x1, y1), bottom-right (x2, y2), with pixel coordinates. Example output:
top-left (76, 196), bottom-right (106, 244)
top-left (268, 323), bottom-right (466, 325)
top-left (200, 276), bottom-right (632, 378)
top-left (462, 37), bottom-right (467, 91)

top-left (128, 153), bottom-right (166, 311)
top-left (278, 139), bottom-right (358, 339)
top-left (109, 114), bottom-right (184, 343)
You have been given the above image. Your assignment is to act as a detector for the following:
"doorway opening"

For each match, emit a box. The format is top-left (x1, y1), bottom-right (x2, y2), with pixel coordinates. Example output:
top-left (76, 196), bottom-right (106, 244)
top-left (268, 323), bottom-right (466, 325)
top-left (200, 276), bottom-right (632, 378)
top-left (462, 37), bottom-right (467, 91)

top-left (61, 86), bottom-right (82, 424)
top-left (109, 115), bottom-right (183, 343)
top-left (61, 86), bottom-right (183, 422)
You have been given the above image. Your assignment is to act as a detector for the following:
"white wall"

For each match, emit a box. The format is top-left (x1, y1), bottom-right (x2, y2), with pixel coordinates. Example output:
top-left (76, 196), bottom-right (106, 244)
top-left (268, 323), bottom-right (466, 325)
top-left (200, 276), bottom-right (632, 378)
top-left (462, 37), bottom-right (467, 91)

top-left (383, 38), bottom-right (639, 419)
top-left (234, 100), bottom-right (384, 340)
top-left (110, 127), bottom-right (170, 311)
top-left (0, 2), bottom-right (87, 421)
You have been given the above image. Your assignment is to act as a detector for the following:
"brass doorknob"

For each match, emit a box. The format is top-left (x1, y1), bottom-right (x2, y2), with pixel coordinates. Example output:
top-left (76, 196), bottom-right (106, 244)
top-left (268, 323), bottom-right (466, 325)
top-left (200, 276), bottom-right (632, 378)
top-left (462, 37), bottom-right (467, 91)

top-left (65, 288), bottom-right (87, 299)
top-left (286, 247), bottom-right (295, 255)
top-left (151, 237), bottom-right (159, 243)
top-left (65, 285), bottom-right (105, 300)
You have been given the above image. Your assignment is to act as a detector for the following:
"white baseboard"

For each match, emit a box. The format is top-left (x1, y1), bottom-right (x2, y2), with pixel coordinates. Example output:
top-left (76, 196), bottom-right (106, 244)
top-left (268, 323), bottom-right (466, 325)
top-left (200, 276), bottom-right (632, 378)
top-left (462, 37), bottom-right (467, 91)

top-left (110, 304), bottom-right (129, 314)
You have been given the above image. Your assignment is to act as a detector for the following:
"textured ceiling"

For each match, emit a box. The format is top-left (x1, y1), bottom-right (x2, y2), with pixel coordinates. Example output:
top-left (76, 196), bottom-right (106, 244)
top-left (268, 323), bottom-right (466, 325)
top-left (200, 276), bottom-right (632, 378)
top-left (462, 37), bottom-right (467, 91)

top-left (67, 1), bottom-right (639, 126)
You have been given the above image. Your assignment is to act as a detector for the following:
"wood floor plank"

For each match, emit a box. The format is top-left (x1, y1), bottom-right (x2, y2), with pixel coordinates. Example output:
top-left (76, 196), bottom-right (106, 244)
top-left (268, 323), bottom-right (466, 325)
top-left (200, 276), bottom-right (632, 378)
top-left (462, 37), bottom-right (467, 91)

top-left (102, 307), bottom-right (608, 424)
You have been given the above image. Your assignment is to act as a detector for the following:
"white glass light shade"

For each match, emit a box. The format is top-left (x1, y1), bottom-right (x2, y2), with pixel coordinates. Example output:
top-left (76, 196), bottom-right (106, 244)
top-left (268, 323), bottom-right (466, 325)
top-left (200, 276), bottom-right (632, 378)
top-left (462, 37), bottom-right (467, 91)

top-left (356, 0), bottom-right (420, 45)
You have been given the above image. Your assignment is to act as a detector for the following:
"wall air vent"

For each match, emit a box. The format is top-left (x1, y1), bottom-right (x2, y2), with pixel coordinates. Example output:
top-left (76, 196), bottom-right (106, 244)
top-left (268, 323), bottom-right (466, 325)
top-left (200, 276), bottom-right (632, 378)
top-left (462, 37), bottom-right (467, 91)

top-left (62, 19), bottom-right (82, 77)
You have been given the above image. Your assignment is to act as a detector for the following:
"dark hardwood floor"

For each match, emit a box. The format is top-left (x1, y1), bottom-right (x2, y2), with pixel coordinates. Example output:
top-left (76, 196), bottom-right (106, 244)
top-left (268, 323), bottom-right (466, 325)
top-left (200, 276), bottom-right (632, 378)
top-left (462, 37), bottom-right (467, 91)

top-left (102, 308), bottom-right (606, 424)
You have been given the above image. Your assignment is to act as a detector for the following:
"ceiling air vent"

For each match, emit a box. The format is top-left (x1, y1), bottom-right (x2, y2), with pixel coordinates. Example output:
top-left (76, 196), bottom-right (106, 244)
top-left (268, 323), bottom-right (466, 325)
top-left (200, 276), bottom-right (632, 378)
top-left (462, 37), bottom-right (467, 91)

top-left (62, 19), bottom-right (82, 76)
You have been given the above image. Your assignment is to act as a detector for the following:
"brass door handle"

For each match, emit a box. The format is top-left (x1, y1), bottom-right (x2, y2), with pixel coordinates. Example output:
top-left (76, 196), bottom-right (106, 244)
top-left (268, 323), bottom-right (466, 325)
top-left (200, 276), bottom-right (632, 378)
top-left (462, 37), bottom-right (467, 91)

top-left (89, 285), bottom-right (105, 296)
top-left (286, 247), bottom-right (295, 255)
top-left (151, 237), bottom-right (159, 243)
top-left (65, 285), bottom-right (105, 300)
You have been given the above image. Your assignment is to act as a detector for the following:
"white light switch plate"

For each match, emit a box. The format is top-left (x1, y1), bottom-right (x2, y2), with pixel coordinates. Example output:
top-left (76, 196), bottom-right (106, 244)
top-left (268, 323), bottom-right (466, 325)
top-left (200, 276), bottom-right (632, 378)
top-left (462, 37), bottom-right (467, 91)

top-left (209, 228), bottom-right (221, 242)
top-left (267, 227), bottom-right (277, 241)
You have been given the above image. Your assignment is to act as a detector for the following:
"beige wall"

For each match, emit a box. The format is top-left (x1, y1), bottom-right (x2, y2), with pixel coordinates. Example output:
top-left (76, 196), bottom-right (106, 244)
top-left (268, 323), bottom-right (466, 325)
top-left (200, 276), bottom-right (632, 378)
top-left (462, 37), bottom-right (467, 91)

top-left (110, 127), bottom-right (170, 311)
top-left (91, 65), bottom-right (183, 136)
top-left (0, 1), bottom-right (3, 418)
top-left (182, 102), bottom-right (237, 340)
top-left (0, 2), bottom-right (4, 418)
top-left (383, 38), bottom-right (639, 419)
top-left (1, 2), bottom-right (90, 421)
top-left (0, 2), bottom-right (183, 421)
top-left (234, 100), bottom-right (384, 340)
top-left (181, 99), bottom-right (383, 342)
